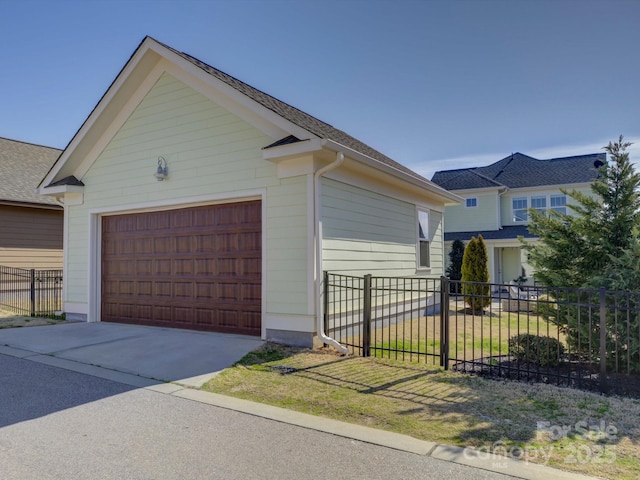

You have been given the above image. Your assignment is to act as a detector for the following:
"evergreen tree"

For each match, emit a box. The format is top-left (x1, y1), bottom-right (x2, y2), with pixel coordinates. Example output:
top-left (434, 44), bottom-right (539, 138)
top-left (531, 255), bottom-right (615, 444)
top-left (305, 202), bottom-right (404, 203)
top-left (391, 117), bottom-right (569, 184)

top-left (526, 136), bottom-right (640, 289)
top-left (446, 239), bottom-right (465, 293)
top-left (526, 136), bottom-right (640, 366)
top-left (461, 235), bottom-right (491, 313)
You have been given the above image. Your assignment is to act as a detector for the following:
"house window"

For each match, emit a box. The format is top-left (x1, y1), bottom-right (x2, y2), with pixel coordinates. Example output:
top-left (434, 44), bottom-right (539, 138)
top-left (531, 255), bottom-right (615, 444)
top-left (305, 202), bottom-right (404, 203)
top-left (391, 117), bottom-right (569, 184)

top-left (531, 196), bottom-right (546, 215)
top-left (418, 209), bottom-right (430, 268)
top-left (550, 194), bottom-right (567, 215)
top-left (465, 197), bottom-right (478, 208)
top-left (512, 197), bottom-right (528, 222)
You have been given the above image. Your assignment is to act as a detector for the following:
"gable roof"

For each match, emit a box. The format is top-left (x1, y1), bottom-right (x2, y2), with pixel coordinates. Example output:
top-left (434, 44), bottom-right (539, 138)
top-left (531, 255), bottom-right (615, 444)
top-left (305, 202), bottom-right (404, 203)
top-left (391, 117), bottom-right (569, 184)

top-left (0, 137), bottom-right (62, 207)
top-left (431, 152), bottom-right (606, 191)
top-left (159, 39), bottom-right (423, 181)
top-left (40, 36), bottom-right (459, 204)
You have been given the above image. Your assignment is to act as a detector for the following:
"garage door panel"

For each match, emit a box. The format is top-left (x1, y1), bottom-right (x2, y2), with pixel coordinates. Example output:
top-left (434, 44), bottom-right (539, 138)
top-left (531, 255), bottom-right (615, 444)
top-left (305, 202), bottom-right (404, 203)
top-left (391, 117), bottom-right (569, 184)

top-left (102, 201), bottom-right (261, 335)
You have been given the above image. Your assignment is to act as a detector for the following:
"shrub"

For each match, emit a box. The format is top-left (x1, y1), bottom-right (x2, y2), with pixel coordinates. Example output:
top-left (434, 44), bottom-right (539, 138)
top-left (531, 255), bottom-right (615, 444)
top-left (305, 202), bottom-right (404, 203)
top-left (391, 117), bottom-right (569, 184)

top-left (508, 333), bottom-right (565, 368)
top-left (446, 239), bottom-right (465, 294)
top-left (461, 235), bottom-right (490, 314)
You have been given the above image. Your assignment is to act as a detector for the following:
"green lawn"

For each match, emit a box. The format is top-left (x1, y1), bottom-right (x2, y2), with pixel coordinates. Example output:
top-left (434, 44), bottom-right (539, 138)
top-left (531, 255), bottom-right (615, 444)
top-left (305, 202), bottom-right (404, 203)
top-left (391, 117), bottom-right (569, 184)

top-left (203, 342), bottom-right (640, 480)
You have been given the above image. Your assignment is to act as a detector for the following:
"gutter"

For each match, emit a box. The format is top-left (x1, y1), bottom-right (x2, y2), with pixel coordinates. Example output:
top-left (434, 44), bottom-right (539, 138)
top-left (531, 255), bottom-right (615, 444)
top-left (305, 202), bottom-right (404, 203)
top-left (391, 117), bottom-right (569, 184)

top-left (314, 150), bottom-right (349, 354)
top-left (321, 139), bottom-right (463, 205)
top-left (497, 186), bottom-right (509, 229)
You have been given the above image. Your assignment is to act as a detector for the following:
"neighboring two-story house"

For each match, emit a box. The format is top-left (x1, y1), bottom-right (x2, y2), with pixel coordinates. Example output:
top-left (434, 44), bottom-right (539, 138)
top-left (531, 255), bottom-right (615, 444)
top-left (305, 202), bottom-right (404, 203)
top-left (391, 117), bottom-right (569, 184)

top-left (431, 152), bottom-right (605, 287)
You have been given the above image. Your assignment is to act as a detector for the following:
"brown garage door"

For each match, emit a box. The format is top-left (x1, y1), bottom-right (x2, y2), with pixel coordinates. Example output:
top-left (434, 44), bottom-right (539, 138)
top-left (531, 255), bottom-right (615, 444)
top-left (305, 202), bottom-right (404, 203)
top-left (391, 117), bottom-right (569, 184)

top-left (101, 201), bottom-right (261, 335)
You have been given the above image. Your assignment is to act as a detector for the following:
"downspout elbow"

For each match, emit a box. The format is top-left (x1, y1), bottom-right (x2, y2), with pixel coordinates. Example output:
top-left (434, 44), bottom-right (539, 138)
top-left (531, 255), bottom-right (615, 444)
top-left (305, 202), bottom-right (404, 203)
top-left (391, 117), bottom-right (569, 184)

top-left (315, 152), bottom-right (349, 354)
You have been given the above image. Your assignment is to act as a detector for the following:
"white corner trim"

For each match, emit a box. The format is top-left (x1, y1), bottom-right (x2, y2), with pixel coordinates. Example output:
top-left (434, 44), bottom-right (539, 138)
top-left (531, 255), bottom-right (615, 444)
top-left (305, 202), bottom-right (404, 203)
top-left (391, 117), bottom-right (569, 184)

top-left (306, 174), bottom-right (316, 316)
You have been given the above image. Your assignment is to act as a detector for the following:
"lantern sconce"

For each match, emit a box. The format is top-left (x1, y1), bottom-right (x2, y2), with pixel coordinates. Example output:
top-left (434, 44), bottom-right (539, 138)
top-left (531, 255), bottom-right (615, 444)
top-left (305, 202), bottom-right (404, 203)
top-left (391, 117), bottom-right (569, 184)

top-left (154, 156), bottom-right (168, 181)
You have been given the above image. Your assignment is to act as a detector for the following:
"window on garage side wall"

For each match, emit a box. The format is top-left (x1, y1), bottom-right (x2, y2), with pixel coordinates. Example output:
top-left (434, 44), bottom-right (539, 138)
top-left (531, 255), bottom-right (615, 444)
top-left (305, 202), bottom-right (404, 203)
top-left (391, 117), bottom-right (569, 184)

top-left (418, 209), bottom-right (430, 268)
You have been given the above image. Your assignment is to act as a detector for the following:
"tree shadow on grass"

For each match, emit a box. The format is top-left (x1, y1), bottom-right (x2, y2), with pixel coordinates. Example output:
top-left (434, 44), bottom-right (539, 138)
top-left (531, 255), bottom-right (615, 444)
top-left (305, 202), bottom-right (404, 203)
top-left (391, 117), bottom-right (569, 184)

top-left (241, 343), bottom-right (635, 460)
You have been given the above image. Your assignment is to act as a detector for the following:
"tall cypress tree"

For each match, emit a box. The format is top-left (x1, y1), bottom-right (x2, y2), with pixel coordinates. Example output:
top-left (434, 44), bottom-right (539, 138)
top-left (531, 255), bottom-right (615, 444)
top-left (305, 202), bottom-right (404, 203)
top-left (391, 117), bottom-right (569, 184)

top-left (461, 235), bottom-right (490, 313)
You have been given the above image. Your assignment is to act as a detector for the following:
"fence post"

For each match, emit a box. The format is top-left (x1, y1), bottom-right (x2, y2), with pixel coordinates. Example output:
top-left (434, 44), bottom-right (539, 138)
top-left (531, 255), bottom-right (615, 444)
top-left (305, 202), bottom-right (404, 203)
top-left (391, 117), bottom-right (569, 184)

top-left (440, 276), bottom-right (450, 369)
top-left (362, 274), bottom-right (372, 357)
top-left (599, 287), bottom-right (608, 393)
top-left (323, 271), bottom-right (329, 342)
top-left (30, 269), bottom-right (36, 317)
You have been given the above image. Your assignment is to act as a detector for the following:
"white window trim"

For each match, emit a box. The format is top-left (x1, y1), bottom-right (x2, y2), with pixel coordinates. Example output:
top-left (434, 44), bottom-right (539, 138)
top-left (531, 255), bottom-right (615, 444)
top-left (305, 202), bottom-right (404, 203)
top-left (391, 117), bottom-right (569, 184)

top-left (512, 196), bottom-right (528, 222)
top-left (511, 193), bottom-right (569, 222)
top-left (417, 208), bottom-right (430, 269)
top-left (465, 197), bottom-right (478, 208)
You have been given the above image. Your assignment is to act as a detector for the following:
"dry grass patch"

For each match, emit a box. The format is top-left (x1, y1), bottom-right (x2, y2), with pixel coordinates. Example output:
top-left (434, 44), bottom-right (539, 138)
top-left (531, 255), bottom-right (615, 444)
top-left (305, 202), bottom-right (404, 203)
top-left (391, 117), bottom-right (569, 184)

top-left (204, 342), bottom-right (640, 480)
top-left (0, 309), bottom-right (65, 329)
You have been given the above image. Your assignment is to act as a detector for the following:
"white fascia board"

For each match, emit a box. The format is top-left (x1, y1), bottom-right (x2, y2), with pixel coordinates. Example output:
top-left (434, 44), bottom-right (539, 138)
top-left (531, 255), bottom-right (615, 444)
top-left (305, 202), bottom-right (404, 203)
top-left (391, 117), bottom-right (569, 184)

top-left (322, 139), bottom-right (463, 205)
top-left (38, 185), bottom-right (85, 197)
top-left (40, 36), bottom-right (319, 189)
top-left (448, 186), bottom-right (505, 195)
top-left (40, 38), bottom-right (163, 189)
top-left (505, 183), bottom-right (593, 195)
top-left (159, 47), bottom-right (319, 142)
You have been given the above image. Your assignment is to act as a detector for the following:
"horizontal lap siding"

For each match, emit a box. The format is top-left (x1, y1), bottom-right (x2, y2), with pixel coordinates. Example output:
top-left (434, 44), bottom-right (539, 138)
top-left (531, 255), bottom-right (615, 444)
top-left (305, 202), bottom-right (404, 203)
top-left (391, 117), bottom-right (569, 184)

top-left (444, 192), bottom-right (498, 232)
top-left (321, 179), bottom-right (417, 276)
top-left (66, 73), bottom-right (308, 315)
top-left (265, 177), bottom-right (309, 315)
top-left (0, 205), bottom-right (63, 268)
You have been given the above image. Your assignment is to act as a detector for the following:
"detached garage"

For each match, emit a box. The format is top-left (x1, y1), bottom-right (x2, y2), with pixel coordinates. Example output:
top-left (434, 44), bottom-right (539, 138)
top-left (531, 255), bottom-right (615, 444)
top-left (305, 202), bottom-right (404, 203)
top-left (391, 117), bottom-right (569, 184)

top-left (37, 37), bottom-right (460, 348)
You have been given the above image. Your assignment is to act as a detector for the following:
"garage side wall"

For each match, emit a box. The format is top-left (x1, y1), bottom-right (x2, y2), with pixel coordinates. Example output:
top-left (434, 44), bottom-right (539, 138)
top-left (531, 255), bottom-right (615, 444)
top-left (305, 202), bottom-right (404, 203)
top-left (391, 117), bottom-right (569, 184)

top-left (321, 178), bottom-right (443, 277)
top-left (63, 73), bottom-right (310, 337)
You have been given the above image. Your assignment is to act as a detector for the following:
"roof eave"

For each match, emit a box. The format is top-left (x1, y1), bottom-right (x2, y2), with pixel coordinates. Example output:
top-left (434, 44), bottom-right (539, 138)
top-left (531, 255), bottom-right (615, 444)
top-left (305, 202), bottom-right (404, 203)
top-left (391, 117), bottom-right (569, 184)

top-left (322, 139), bottom-right (463, 204)
top-left (38, 184), bottom-right (85, 197)
top-left (0, 199), bottom-right (63, 210)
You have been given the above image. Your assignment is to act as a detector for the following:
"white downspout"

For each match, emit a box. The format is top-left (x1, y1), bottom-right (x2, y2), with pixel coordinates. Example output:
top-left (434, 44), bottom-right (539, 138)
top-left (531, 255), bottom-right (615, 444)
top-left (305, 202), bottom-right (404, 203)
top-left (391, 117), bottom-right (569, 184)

top-left (314, 151), bottom-right (349, 354)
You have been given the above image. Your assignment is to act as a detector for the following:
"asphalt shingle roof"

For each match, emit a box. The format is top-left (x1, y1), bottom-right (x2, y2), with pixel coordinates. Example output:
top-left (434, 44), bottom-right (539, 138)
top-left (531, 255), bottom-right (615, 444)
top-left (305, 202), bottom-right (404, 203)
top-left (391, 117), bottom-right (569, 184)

top-left (431, 152), bottom-right (606, 191)
top-left (0, 137), bottom-right (61, 206)
top-left (154, 38), bottom-right (430, 184)
top-left (444, 225), bottom-right (537, 242)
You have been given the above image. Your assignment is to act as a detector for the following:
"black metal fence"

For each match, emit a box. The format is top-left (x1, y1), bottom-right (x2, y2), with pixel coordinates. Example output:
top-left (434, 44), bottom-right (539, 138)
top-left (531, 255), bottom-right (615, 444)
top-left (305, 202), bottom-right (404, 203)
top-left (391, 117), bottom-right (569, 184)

top-left (324, 272), bottom-right (640, 397)
top-left (0, 266), bottom-right (63, 317)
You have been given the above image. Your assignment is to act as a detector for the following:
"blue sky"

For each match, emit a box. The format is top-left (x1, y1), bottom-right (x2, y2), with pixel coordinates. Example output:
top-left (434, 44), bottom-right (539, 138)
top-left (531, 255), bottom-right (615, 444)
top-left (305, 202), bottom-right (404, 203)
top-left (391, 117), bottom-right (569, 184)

top-left (1, 0), bottom-right (639, 179)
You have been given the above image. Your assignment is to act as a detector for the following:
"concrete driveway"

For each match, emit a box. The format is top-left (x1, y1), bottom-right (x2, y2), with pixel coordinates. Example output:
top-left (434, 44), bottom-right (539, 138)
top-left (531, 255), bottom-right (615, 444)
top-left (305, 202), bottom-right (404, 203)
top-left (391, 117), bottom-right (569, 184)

top-left (0, 322), bottom-right (264, 387)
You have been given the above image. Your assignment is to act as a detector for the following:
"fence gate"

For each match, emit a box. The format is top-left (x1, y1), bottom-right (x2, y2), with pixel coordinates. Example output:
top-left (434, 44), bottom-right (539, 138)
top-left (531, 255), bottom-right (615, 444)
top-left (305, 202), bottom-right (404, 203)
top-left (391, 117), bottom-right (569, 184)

top-left (0, 266), bottom-right (63, 316)
top-left (324, 272), bottom-right (444, 364)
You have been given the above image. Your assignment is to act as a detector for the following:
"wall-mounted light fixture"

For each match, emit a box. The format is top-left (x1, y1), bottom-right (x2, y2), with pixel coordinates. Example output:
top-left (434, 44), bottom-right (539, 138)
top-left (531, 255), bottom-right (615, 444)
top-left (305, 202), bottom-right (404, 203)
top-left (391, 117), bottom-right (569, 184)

top-left (154, 156), bottom-right (168, 181)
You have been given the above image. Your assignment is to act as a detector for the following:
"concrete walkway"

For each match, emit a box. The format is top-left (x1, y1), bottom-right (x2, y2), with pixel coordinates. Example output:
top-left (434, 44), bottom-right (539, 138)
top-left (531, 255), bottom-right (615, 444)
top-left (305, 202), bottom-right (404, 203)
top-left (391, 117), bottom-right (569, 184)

top-left (0, 322), bottom-right (597, 480)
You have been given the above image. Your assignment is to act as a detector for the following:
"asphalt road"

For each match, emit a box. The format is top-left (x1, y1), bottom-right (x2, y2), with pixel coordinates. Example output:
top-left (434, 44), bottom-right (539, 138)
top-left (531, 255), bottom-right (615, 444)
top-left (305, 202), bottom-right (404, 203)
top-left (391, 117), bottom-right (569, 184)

top-left (0, 353), bottom-right (526, 480)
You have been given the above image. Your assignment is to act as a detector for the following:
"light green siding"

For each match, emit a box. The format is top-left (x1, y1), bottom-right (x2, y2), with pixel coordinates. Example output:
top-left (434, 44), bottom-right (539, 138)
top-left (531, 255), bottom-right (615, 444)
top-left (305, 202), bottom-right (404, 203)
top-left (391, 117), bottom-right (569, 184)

top-left (321, 178), bottom-right (443, 277)
top-left (65, 73), bottom-right (309, 316)
top-left (444, 191), bottom-right (498, 232)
